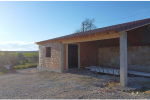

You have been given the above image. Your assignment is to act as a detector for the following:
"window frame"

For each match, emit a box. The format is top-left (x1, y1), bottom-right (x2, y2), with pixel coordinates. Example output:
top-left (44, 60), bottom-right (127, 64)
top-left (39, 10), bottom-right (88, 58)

top-left (45, 47), bottom-right (51, 57)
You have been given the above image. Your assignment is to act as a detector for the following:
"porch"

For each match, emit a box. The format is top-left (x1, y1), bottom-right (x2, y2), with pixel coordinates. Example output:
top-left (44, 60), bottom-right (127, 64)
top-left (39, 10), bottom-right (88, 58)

top-left (63, 25), bottom-right (150, 87)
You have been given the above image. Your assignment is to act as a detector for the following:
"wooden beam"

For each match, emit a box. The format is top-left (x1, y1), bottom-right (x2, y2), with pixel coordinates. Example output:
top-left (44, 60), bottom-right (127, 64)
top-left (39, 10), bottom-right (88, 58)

top-left (62, 32), bottom-right (119, 43)
top-left (120, 31), bottom-right (128, 87)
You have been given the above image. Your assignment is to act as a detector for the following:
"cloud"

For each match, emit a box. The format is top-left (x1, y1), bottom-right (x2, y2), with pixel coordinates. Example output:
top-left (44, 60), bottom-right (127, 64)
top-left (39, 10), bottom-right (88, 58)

top-left (0, 41), bottom-right (38, 51)
top-left (0, 41), bottom-right (34, 45)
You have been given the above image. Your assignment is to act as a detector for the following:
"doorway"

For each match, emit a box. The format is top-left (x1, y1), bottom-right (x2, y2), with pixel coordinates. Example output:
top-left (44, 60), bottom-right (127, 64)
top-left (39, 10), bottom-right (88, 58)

top-left (68, 44), bottom-right (78, 68)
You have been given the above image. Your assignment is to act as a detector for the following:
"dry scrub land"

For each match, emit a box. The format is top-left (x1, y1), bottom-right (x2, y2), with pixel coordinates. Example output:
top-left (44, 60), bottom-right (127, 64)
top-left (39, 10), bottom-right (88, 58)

top-left (0, 68), bottom-right (150, 99)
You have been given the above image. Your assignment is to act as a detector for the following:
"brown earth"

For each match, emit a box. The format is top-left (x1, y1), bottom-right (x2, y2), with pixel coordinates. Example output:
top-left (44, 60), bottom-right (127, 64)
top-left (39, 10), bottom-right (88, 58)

top-left (0, 68), bottom-right (149, 99)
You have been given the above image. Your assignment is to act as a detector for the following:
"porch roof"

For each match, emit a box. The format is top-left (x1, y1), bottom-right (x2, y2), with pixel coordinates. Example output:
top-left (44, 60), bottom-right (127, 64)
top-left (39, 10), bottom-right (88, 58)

top-left (36, 18), bottom-right (150, 45)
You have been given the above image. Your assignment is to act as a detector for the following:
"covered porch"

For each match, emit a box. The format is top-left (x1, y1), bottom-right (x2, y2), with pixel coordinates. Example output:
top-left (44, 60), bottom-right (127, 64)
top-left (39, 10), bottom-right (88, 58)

top-left (63, 24), bottom-right (150, 87)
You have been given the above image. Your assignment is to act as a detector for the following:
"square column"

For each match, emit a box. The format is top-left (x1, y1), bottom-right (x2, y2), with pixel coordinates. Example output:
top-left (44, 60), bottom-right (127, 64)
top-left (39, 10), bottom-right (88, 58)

top-left (60, 43), bottom-right (64, 72)
top-left (78, 43), bottom-right (80, 69)
top-left (120, 31), bottom-right (128, 87)
top-left (65, 44), bottom-right (68, 70)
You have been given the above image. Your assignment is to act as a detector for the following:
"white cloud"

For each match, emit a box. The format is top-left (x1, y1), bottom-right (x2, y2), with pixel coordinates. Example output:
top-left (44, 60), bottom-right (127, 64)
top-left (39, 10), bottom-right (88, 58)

top-left (0, 41), bottom-right (38, 51)
top-left (0, 41), bottom-right (34, 45)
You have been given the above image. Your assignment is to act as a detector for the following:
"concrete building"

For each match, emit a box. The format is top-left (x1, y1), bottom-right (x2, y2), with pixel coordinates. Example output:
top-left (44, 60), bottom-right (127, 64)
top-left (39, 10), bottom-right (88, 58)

top-left (36, 18), bottom-right (150, 87)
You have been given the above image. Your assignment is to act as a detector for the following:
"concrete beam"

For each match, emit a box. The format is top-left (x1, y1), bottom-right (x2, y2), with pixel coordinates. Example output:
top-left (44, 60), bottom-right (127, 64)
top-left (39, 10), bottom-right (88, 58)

top-left (120, 31), bottom-right (128, 87)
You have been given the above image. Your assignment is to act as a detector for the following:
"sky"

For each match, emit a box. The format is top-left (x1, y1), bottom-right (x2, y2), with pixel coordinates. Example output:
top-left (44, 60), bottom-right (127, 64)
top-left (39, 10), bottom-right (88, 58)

top-left (0, 1), bottom-right (150, 51)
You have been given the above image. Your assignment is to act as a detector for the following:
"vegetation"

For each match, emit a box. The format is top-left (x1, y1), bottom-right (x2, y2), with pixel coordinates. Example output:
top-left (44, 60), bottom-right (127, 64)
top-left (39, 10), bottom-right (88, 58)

top-left (0, 66), bottom-right (9, 75)
top-left (14, 63), bottom-right (37, 69)
top-left (0, 72), bottom-right (4, 75)
top-left (0, 67), bottom-right (9, 73)
top-left (76, 18), bottom-right (96, 32)
top-left (0, 51), bottom-right (38, 71)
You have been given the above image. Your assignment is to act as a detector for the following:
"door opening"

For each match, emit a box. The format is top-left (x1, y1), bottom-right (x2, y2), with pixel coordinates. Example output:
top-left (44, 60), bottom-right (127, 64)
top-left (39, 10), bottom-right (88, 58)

top-left (68, 44), bottom-right (78, 68)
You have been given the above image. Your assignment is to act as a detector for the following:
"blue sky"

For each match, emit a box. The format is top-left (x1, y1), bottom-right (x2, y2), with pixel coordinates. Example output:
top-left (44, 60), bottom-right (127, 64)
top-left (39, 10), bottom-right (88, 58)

top-left (0, 1), bottom-right (150, 51)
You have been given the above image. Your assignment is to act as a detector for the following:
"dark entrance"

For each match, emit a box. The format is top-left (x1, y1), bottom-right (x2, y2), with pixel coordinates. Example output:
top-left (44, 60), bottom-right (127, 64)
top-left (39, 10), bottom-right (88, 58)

top-left (68, 44), bottom-right (78, 68)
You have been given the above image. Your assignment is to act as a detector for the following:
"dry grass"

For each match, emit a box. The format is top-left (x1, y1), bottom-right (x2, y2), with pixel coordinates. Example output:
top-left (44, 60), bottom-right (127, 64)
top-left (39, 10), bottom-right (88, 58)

top-left (14, 63), bottom-right (37, 69)
top-left (106, 82), bottom-right (119, 88)
top-left (145, 90), bottom-right (150, 94)
top-left (0, 72), bottom-right (4, 75)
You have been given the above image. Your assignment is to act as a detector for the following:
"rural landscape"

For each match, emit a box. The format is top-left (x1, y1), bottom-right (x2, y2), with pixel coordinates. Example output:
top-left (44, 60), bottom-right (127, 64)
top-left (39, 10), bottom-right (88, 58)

top-left (0, 51), bottom-right (38, 74)
top-left (0, 1), bottom-right (150, 99)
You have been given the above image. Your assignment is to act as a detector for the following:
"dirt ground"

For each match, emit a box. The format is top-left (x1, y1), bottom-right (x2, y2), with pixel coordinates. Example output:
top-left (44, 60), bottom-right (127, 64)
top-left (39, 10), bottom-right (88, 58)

top-left (0, 68), bottom-right (150, 99)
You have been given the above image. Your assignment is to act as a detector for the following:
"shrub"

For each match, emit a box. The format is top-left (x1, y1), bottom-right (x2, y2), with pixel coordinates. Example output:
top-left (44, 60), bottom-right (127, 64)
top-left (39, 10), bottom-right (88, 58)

top-left (0, 67), bottom-right (9, 74)
top-left (0, 72), bottom-right (4, 75)
top-left (14, 63), bottom-right (37, 69)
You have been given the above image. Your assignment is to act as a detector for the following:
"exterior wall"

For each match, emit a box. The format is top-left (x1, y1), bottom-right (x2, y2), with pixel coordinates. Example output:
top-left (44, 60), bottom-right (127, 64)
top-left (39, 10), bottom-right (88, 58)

top-left (79, 41), bottom-right (99, 68)
top-left (38, 42), bottom-right (63, 72)
top-left (98, 46), bottom-right (150, 73)
top-left (128, 25), bottom-right (150, 46)
top-left (98, 46), bottom-right (119, 67)
top-left (79, 39), bottom-right (119, 68)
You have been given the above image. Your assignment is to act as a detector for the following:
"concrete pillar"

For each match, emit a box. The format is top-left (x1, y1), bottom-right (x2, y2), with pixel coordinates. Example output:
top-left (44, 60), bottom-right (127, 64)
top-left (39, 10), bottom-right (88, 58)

top-left (60, 43), bottom-right (64, 72)
top-left (38, 45), bottom-right (41, 67)
top-left (37, 45), bottom-right (41, 71)
top-left (120, 31), bottom-right (128, 87)
top-left (37, 45), bottom-right (44, 71)
top-left (65, 44), bottom-right (68, 70)
top-left (78, 43), bottom-right (80, 69)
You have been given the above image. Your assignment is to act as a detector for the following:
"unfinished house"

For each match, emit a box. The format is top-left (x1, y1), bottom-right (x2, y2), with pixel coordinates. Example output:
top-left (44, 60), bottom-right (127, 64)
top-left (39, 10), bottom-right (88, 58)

top-left (36, 18), bottom-right (150, 87)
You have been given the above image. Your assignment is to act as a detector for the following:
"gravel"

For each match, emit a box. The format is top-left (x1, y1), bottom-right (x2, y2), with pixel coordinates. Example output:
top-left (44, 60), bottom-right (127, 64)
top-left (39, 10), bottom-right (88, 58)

top-left (0, 68), bottom-right (149, 99)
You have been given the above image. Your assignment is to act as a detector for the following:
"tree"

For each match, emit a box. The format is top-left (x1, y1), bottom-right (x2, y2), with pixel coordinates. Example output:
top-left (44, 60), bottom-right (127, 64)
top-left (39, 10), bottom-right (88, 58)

top-left (76, 18), bottom-right (96, 32)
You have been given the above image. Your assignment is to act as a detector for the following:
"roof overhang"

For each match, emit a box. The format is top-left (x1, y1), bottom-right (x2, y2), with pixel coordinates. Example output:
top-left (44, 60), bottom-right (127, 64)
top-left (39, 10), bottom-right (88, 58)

top-left (36, 30), bottom-right (119, 45)
top-left (36, 18), bottom-right (150, 45)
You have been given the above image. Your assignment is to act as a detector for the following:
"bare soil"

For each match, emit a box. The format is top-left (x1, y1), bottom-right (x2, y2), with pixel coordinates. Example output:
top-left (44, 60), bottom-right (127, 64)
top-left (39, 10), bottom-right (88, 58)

top-left (0, 68), bottom-right (149, 99)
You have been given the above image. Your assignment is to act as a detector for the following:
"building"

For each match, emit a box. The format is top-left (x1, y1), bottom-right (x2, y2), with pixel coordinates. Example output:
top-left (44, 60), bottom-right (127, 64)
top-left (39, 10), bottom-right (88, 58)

top-left (36, 18), bottom-right (150, 87)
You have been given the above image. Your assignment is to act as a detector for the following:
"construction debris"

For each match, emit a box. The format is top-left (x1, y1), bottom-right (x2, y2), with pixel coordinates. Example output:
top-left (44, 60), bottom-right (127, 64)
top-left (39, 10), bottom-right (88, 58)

top-left (86, 66), bottom-right (150, 77)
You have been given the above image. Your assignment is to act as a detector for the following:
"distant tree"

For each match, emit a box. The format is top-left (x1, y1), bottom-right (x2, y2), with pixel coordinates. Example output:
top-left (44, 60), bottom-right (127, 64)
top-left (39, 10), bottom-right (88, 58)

top-left (0, 52), bottom-right (18, 68)
top-left (76, 18), bottom-right (96, 32)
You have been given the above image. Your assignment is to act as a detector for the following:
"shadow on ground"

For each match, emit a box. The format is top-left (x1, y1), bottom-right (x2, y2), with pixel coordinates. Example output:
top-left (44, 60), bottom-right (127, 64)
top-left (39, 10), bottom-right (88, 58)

top-left (66, 68), bottom-right (150, 92)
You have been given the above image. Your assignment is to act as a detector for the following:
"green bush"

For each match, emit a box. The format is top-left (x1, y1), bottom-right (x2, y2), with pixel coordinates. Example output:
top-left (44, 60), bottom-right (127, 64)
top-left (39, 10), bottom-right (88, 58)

top-left (14, 63), bottom-right (37, 69)
top-left (0, 72), bottom-right (4, 75)
top-left (0, 67), bottom-right (8, 72)
top-left (0, 67), bottom-right (9, 74)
